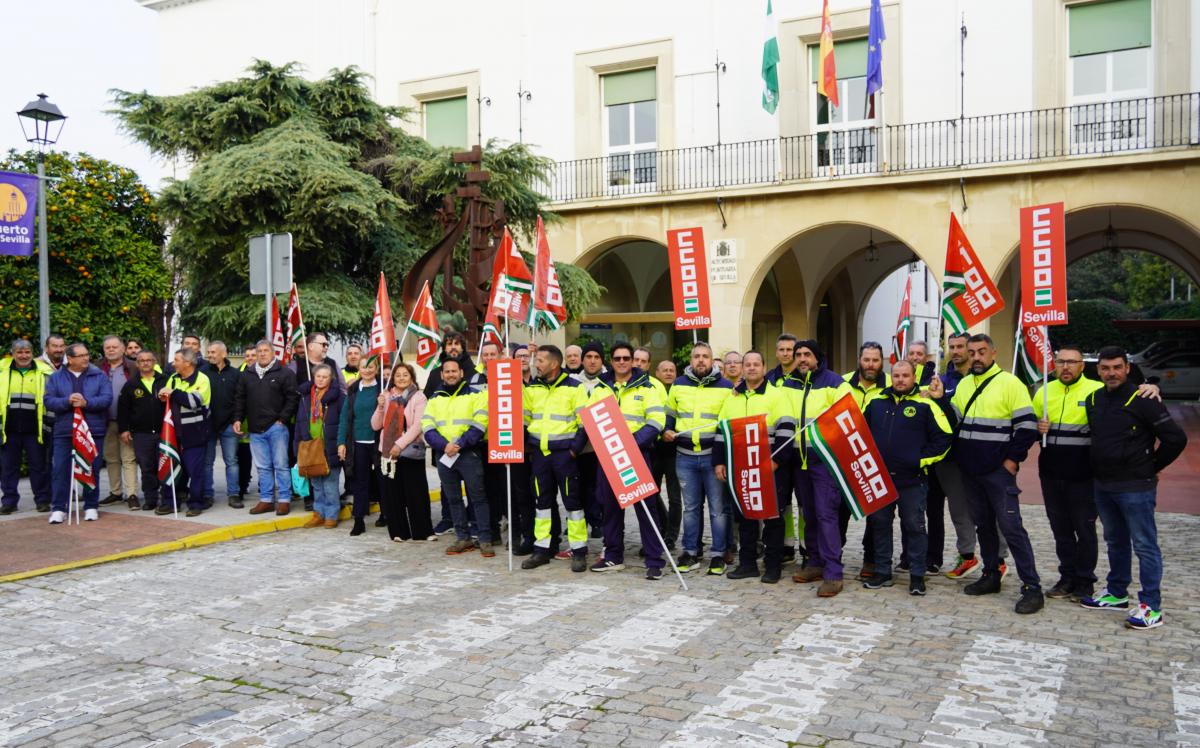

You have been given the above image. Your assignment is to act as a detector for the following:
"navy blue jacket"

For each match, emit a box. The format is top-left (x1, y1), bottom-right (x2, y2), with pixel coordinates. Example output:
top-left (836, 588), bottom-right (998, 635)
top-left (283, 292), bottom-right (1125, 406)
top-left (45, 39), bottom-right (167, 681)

top-left (45, 365), bottom-right (112, 439)
top-left (863, 386), bottom-right (953, 488)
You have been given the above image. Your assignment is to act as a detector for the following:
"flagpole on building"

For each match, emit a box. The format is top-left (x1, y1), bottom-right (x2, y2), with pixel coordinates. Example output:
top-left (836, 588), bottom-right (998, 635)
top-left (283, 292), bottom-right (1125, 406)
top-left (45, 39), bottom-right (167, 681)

top-left (637, 500), bottom-right (687, 591)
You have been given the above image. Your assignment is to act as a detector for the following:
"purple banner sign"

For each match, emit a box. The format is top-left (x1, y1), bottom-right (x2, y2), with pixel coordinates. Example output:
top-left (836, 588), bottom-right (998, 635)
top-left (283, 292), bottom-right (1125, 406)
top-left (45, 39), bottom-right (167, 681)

top-left (0, 171), bottom-right (39, 257)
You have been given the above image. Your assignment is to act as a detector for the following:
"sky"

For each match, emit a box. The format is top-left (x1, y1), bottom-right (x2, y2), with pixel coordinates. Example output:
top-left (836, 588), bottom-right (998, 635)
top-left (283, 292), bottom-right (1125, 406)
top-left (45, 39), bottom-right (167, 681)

top-left (2, 0), bottom-right (167, 188)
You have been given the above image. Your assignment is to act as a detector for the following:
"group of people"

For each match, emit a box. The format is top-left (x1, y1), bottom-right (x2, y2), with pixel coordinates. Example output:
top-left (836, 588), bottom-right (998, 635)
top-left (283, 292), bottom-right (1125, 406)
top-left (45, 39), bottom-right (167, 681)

top-left (1, 327), bottom-right (1186, 629)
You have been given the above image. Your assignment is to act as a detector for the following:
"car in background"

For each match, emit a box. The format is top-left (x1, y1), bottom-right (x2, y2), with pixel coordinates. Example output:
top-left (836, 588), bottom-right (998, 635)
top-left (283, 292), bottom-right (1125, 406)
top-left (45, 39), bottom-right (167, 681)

top-left (1140, 352), bottom-right (1200, 398)
top-left (1130, 339), bottom-right (1195, 365)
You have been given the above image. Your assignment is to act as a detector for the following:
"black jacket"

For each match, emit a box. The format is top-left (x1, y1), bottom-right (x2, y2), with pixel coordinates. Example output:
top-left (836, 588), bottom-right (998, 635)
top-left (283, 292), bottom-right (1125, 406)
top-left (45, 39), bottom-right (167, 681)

top-left (206, 359), bottom-right (241, 431)
top-left (423, 350), bottom-right (475, 397)
top-left (117, 373), bottom-right (168, 434)
top-left (233, 361), bottom-right (298, 434)
top-left (864, 387), bottom-right (954, 488)
top-left (1085, 381), bottom-right (1187, 490)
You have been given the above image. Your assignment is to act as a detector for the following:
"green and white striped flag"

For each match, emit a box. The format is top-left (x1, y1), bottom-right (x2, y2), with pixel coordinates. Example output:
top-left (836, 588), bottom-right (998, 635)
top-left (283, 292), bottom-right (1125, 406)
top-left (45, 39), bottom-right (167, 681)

top-left (761, 0), bottom-right (780, 114)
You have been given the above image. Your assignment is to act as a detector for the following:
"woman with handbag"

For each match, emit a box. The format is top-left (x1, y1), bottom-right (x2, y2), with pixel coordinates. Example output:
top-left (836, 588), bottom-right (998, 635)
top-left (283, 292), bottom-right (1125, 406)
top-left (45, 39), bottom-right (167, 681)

top-left (372, 361), bottom-right (433, 542)
top-left (337, 356), bottom-right (381, 536)
top-left (295, 364), bottom-right (344, 528)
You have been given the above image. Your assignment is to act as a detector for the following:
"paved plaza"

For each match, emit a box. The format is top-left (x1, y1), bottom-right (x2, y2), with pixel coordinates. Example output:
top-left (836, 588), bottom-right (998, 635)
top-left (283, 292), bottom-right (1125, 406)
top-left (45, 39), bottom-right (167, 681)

top-left (2, 503), bottom-right (1199, 748)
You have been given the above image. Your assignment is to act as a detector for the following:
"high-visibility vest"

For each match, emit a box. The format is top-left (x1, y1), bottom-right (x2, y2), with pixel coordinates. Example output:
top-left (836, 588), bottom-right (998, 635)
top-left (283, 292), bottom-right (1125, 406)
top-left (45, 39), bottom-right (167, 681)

top-left (524, 371), bottom-right (589, 456)
top-left (0, 358), bottom-right (51, 444)
top-left (422, 381), bottom-right (487, 443)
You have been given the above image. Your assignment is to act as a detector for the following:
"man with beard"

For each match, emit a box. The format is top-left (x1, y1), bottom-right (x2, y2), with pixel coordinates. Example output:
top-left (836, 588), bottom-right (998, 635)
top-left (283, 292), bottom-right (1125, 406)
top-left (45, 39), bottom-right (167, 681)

top-left (570, 340), bottom-right (608, 544)
top-left (651, 358), bottom-right (682, 549)
top-left (665, 342), bottom-right (734, 574)
top-left (342, 344), bottom-right (363, 386)
top-left (844, 341), bottom-right (891, 580)
top-left (426, 331), bottom-right (476, 535)
top-left (928, 334), bottom-right (1043, 614)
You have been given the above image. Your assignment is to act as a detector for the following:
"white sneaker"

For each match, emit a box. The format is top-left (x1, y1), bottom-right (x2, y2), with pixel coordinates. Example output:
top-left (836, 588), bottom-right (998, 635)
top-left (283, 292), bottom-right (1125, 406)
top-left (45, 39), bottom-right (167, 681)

top-left (48, 511), bottom-right (65, 524)
top-left (84, 508), bottom-right (99, 521)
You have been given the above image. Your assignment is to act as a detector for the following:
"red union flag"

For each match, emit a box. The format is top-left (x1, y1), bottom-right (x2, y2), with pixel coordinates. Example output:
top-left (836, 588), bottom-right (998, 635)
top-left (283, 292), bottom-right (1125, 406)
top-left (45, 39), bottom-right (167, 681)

top-left (666, 227), bottom-right (712, 330)
top-left (718, 414), bottom-right (778, 520)
top-left (805, 393), bottom-right (898, 520)
top-left (368, 272), bottom-right (397, 359)
top-left (71, 408), bottom-right (98, 490)
top-left (157, 407), bottom-right (181, 483)
top-left (270, 295), bottom-right (286, 362)
top-left (405, 280), bottom-right (442, 370)
top-left (941, 214), bottom-right (1004, 334)
top-left (284, 283), bottom-right (304, 364)
top-left (489, 228), bottom-right (533, 321)
top-left (578, 395), bottom-right (658, 509)
top-left (528, 216), bottom-right (568, 331)
top-left (486, 359), bottom-right (524, 463)
top-left (1020, 202), bottom-right (1068, 328)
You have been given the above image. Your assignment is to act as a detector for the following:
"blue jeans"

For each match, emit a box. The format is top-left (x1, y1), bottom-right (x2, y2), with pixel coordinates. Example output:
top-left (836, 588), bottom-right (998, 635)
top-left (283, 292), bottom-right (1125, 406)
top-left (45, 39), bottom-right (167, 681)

top-left (249, 423), bottom-right (291, 503)
top-left (678, 451), bottom-right (728, 558)
top-left (1094, 485), bottom-right (1162, 610)
top-left (51, 433), bottom-right (104, 512)
top-left (310, 467), bottom-right (341, 520)
top-left (437, 449), bottom-right (490, 543)
top-left (204, 423), bottom-right (240, 500)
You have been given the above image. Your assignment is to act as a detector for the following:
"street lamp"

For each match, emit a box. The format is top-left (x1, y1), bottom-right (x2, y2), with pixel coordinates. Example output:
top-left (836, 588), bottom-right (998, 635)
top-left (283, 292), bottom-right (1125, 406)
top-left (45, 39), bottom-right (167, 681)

top-left (16, 93), bottom-right (66, 345)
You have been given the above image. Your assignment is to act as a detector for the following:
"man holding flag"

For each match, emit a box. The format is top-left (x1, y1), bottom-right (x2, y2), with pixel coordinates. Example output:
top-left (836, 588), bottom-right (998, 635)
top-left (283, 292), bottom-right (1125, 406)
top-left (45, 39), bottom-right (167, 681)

top-left (117, 350), bottom-right (167, 512)
top-left (44, 343), bottom-right (111, 523)
top-left (159, 348), bottom-right (212, 517)
top-left (928, 334), bottom-right (1044, 614)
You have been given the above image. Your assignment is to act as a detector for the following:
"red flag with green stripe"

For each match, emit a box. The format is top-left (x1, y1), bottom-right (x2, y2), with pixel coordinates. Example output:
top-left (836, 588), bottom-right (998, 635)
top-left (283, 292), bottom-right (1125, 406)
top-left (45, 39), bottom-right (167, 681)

top-left (803, 393), bottom-right (898, 520)
top-left (942, 213), bottom-right (1004, 334)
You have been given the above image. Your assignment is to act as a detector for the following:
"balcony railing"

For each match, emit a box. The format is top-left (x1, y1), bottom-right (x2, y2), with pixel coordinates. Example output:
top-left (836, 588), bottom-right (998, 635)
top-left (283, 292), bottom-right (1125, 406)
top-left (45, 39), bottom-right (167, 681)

top-left (544, 92), bottom-right (1200, 203)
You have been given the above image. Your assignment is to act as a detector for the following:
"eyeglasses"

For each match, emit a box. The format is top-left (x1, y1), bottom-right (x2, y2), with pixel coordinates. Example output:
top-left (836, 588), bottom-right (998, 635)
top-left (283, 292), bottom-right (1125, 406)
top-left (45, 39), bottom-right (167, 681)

top-left (1054, 359), bottom-right (1083, 365)
top-left (315, 341), bottom-right (329, 347)
top-left (611, 355), bottom-right (631, 362)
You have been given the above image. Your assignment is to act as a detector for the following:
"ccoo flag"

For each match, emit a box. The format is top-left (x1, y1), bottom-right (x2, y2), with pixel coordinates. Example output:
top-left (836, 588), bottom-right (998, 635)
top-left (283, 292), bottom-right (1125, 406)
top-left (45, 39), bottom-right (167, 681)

top-left (528, 216), bottom-right (568, 331)
top-left (368, 272), bottom-right (397, 361)
top-left (579, 395), bottom-right (658, 509)
top-left (941, 213), bottom-right (1004, 334)
top-left (1014, 310), bottom-right (1055, 386)
top-left (157, 407), bottom-right (181, 484)
top-left (71, 408), bottom-right (99, 491)
top-left (719, 414), bottom-right (778, 520)
top-left (489, 228), bottom-right (533, 322)
top-left (804, 393), bottom-right (899, 520)
top-left (284, 284), bottom-right (305, 365)
top-left (761, 0), bottom-right (780, 114)
top-left (406, 280), bottom-right (442, 370)
top-left (270, 295), bottom-right (286, 362)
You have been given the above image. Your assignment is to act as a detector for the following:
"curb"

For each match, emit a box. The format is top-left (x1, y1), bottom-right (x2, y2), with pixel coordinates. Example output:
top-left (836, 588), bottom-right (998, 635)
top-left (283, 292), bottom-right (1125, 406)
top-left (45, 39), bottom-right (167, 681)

top-left (0, 491), bottom-right (442, 584)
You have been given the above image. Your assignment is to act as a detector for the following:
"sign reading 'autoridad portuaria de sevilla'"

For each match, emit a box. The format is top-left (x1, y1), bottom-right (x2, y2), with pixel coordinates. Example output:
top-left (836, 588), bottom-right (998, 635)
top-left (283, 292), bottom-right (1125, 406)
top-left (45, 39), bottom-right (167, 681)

top-left (0, 171), bottom-right (38, 257)
top-left (666, 227), bottom-right (713, 330)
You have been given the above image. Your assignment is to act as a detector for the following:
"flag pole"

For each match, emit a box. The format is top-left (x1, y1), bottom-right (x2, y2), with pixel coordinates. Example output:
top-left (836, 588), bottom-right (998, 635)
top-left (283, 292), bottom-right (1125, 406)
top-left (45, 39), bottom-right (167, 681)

top-left (1041, 325), bottom-right (1050, 448)
top-left (505, 311), bottom-right (514, 573)
top-left (69, 470), bottom-right (77, 525)
top-left (1011, 318), bottom-right (1022, 372)
top-left (169, 457), bottom-right (179, 519)
top-left (393, 283), bottom-right (424, 357)
top-left (294, 284), bottom-right (312, 384)
top-left (636, 499), bottom-right (687, 591)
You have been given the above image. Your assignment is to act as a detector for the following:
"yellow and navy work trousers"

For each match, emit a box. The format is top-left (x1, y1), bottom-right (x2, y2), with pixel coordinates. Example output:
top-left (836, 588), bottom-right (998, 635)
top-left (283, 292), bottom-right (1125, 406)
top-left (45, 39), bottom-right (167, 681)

top-left (532, 449), bottom-right (587, 556)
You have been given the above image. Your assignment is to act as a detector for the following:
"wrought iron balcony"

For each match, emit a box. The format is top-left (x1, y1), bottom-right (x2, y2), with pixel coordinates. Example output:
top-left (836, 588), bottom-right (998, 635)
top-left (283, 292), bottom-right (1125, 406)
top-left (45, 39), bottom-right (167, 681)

top-left (544, 92), bottom-right (1199, 203)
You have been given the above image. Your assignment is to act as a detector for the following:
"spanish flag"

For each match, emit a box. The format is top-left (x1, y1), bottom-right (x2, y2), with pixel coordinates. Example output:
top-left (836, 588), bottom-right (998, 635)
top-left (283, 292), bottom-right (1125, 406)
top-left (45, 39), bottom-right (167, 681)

top-left (817, 0), bottom-right (839, 108)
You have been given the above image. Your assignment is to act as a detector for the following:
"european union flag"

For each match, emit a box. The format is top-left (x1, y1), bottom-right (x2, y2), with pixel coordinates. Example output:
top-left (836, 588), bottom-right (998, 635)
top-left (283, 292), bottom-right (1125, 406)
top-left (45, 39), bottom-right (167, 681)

top-left (866, 0), bottom-right (886, 98)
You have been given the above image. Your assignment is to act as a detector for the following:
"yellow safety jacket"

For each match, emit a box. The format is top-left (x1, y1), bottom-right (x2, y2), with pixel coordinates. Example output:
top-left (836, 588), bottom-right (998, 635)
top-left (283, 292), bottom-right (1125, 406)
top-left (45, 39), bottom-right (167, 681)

top-left (165, 368), bottom-right (211, 447)
top-left (421, 380), bottom-right (487, 451)
top-left (0, 358), bottom-right (51, 444)
top-left (945, 363), bottom-right (1038, 473)
top-left (587, 370), bottom-right (666, 450)
top-left (666, 366), bottom-right (734, 455)
top-left (712, 380), bottom-right (788, 467)
top-left (1032, 374), bottom-right (1103, 480)
top-left (524, 371), bottom-right (589, 456)
top-left (843, 370), bottom-right (892, 411)
top-left (777, 367), bottom-right (853, 468)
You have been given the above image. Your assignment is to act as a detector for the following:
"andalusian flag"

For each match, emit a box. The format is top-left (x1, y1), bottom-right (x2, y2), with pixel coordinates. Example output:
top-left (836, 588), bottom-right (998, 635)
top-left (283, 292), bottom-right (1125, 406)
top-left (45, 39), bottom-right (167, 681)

top-left (406, 280), bottom-right (443, 371)
top-left (761, 0), bottom-right (780, 114)
top-left (157, 407), bottom-right (181, 484)
top-left (528, 216), bottom-right (568, 331)
top-left (817, 0), bottom-right (839, 108)
top-left (284, 283), bottom-right (305, 364)
top-left (1015, 311), bottom-right (1055, 386)
top-left (71, 408), bottom-right (98, 492)
top-left (941, 213), bottom-right (1004, 334)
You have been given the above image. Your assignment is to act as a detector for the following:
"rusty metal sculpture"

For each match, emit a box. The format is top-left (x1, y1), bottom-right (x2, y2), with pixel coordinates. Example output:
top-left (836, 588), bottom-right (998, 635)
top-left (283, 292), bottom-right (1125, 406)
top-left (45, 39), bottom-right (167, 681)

top-left (401, 146), bottom-right (505, 346)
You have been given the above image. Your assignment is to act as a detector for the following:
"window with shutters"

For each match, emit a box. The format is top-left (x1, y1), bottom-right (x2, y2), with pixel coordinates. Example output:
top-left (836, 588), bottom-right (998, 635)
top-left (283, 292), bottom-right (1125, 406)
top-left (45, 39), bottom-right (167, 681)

top-left (809, 38), bottom-right (878, 175)
top-left (424, 96), bottom-right (468, 150)
top-left (1067, 0), bottom-right (1153, 153)
top-left (602, 68), bottom-right (657, 190)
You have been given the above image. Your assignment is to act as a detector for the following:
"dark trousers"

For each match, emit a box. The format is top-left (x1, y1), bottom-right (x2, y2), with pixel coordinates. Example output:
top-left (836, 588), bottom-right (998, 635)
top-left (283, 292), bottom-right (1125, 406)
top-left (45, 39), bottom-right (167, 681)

top-left (962, 466), bottom-right (1040, 587)
top-left (1, 430), bottom-right (49, 507)
top-left (598, 452), bottom-right (665, 569)
top-left (131, 432), bottom-right (160, 506)
top-left (651, 444), bottom-right (682, 546)
top-left (163, 443), bottom-right (205, 510)
top-left (532, 449), bottom-right (584, 555)
top-left (381, 456), bottom-right (433, 540)
top-left (919, 468), bottom-right (948, 568)
top-left (869, 482), bottom-right (929, 577)
top-left (1040, 476), bottom-right (1098, 588)
top-left (510, 458), bottom-right (553, 550)
top-left (757, 470), bottom-right (795, 571)
top-left (237, 441), bottom-right (252, 495)
top-left (577, 451), bottom-right (601, 531)
top-left (349, 443), bottom-right (378, 519)
top-left (483, 451), bottom-right (507, 539)
top-left (437, 449), bottom-right (490, 543)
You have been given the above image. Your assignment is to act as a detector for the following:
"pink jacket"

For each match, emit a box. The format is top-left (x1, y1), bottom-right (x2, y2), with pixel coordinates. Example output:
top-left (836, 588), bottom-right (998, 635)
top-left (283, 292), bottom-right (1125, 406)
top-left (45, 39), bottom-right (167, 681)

top-left (371, 387), bottom-right (427, 456)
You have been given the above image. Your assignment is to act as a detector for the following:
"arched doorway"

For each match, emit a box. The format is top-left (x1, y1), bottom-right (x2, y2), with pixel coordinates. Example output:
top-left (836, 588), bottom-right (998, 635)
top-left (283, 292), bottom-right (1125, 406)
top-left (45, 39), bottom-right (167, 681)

top-left (567, 239), bottom-right (705, 365)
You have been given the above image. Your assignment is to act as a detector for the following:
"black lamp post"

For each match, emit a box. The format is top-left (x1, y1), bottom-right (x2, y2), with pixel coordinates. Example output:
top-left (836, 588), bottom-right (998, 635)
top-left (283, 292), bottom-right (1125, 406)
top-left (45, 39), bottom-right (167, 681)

top-left (16, 93), bottom-right (66, 345)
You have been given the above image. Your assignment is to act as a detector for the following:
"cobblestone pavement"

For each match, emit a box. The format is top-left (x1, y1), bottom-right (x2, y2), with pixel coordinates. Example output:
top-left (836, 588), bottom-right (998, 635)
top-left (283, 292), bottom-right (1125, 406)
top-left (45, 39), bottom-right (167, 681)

top-left (2, 507), bottom-right (1199, 748)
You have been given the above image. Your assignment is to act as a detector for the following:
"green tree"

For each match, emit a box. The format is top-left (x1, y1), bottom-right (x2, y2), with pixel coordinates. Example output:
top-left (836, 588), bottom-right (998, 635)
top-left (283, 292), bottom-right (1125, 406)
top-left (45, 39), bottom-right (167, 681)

top-left (0, 151), bottom-right (170, 353)
top-left (111, 61), bottom-right (601, 344)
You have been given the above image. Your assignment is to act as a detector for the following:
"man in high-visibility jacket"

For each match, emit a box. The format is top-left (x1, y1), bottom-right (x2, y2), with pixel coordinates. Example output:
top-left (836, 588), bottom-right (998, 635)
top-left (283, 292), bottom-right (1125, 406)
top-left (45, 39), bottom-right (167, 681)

top-left (1032, 343), bottom-right (1103, 601)
top-left (664, 341), bottom-right (734, 575)
top-left (715, 350), bottom-right (790, 583)
top-left (844, 341), bottom-right (891, 579)
top-left (586, 342), bottom-right (668, 579)
top-left (422, 358), bottom-right (494, 557)
top-left (160, 348), bottom-right (212, 517)
top-left (779, 340), bottom-right (853, 597)
top-left (862, 359), bottom-right (953, 596)
top-left (521, 345), bottom-right (590, 572)
top-left (929, 333), bottom-right (1043, 615)
top-left (0, 340), bottom-right (52, 514)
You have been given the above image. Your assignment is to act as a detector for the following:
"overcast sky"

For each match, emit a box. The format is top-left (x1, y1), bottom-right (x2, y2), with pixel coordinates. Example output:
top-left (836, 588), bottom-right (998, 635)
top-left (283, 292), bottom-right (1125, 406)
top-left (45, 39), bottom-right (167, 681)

top-left (2, 0), bottom-right (167, 188)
